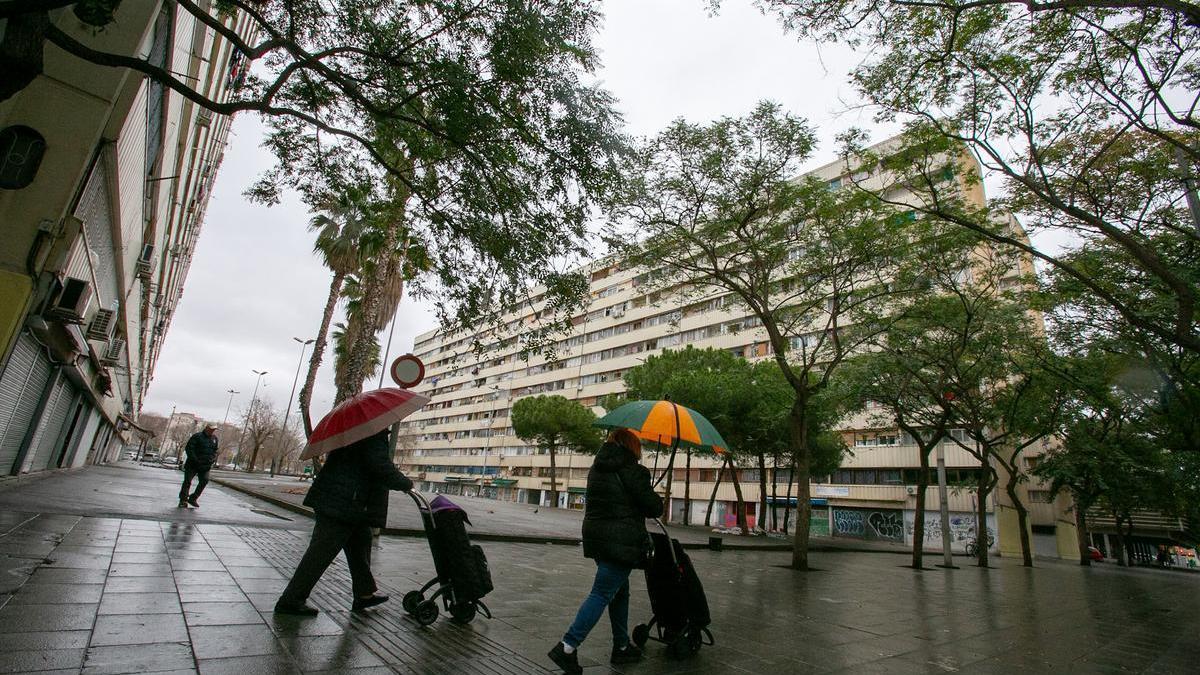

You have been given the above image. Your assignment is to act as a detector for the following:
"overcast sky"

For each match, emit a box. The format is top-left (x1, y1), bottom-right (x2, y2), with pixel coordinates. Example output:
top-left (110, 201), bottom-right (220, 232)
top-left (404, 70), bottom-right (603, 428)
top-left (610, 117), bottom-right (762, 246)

top-left (142, 1), bottom-right (893, 422)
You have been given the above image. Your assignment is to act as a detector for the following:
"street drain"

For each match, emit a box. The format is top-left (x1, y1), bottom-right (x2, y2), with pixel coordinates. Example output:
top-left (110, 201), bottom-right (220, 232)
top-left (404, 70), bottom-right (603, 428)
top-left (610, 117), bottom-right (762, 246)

top-left (250, 509), bottom-right (292, 521)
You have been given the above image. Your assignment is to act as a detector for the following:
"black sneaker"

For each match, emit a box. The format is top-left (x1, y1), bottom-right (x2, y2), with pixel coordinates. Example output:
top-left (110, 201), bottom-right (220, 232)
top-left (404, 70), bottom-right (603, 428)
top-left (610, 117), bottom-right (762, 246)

top-left (177, 500), bottom-right (188, 508)
top-left (352, 594), bottom-right (389, 611)
top-left (611, 643), bottom-right (644, 665)
top-left (273, 601), bottom-right (319, 616)
top-left (187, 497), bottom-right (199, 508)
top-left (547, 642), bottom-right (582, 675)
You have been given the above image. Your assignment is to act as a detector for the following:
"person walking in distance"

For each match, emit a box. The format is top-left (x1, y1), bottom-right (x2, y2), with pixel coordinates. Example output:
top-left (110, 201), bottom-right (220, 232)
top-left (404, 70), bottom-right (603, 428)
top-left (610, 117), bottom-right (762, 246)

top-left (548, 429), bottom-right (663, 674)
top-left (179, 423), bottom-right (218, 508)
top-left (275, 430), bottom-right (413, 616)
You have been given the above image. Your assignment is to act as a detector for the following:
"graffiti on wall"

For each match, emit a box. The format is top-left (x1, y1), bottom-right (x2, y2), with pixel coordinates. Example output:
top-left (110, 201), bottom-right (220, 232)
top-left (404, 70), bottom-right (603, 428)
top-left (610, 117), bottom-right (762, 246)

top-left (903, 511), bottom-right (998, 552)
top-left (832, 508), bottom-right (904, 542)
top-left (832, 508), bottom-right (864, 536)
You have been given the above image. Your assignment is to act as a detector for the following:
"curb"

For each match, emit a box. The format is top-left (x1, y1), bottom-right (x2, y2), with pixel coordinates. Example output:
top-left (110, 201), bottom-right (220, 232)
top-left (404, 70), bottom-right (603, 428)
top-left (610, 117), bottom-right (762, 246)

top-left (212, 478), bottom-right (920, 554)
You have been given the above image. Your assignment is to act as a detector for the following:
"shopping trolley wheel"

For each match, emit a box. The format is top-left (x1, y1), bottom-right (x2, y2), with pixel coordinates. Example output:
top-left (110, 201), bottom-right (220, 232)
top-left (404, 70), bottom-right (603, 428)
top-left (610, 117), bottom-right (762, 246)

top-left (667, 631), bottom-right (694, 660)
top-left (402, 591), bottom-right (423, 614)
top-left (687, 628), bottom-right (703, 654)
top-left (414, 599), bottom-right (439, 626)
top-left (631, 624), bottom-right (650, 648)
top-left (449, 602), bottom-right (477, 624)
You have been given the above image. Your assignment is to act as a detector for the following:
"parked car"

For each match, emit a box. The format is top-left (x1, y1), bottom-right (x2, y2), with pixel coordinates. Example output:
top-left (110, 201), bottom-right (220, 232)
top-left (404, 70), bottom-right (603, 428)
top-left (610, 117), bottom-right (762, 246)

top-left (160, 456), bottom-right (181, 470)
top-left (1088, 546), bottom-right (1105, 562)
top-left (139, 452), bottom-right (160, 464)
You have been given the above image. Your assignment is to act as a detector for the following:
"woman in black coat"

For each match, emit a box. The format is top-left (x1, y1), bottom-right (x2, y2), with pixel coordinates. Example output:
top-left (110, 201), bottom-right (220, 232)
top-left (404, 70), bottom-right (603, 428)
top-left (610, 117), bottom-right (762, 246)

top-left (548, 429), bottom-right (662, 674)
top-left (275, 429), bottom-right (413, 616)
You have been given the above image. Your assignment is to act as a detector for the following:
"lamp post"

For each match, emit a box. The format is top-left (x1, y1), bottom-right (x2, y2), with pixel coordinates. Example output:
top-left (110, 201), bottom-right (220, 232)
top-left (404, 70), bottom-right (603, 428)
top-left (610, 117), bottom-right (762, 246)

top-left (236, 369), bottom-right (267, 470)
top-left (275, 338), bottom-right (313, 476)
top-left (481, 385), bottom-right (504, 498)
top-left (222, 389), bottom-right (239, 425)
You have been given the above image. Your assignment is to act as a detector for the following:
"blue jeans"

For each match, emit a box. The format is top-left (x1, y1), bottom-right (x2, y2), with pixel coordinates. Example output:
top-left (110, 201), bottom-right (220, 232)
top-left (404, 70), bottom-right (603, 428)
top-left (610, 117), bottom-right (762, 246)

top-left (563, 560), bottom-right (632, 649)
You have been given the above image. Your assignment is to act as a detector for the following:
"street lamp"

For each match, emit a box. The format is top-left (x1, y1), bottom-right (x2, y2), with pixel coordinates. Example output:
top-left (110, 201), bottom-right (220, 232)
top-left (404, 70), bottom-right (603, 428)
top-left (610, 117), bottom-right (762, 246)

top-left (236, 369), bottom-right (268, 470)
top-left (481, 385), bottom-right (504, 497)
top-left (222, 389), bottom-right (239, 425)
top-left (276, 338), bottom-right (313, 476)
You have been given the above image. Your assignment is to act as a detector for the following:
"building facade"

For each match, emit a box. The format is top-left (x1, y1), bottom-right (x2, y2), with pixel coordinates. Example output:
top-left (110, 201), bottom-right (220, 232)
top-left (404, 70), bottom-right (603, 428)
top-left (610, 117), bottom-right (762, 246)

top-left (399, 136), bottom-right (1080, 559)
top-left (0, 2), bottom-right (252, 475)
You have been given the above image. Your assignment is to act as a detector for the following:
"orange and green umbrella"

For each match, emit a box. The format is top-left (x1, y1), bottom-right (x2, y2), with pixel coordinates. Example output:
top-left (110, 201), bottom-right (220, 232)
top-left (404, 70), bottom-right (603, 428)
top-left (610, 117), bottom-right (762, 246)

top-left (595, 400), bottom-right (727, 454)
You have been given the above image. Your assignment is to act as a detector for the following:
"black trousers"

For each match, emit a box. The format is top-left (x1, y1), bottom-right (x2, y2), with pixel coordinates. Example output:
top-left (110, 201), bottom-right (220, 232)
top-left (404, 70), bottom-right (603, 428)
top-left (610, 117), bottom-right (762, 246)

top-left (179, 464), bottom-right (210, 502)
top-left (279, 515), bottom-right (377, 605)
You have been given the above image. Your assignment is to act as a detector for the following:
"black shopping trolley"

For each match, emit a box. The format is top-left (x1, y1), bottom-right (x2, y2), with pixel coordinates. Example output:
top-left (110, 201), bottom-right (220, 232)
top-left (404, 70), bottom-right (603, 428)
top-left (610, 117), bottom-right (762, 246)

top-left (401, 492), bottom-right (493, 626)
top-left (631, 519), bottom-right (714, 659)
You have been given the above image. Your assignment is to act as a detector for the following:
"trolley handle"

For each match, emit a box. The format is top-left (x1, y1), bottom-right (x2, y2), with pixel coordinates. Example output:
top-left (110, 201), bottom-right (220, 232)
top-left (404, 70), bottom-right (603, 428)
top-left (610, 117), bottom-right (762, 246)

top-left (408, 490), bottom-right (435, 524)
top-left (648, 517), bottom-right (679, 568)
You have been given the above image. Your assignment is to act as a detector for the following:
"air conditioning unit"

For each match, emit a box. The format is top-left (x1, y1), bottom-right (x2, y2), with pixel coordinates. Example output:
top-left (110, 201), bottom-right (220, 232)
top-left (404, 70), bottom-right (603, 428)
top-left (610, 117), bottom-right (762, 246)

top-left (46, 277), bottom-right (92, 323)
top-left (135, 244), bottom-right (154, 279)
top-left (100, 338), bottom-right (125, 366)
top-left (196, 108), bottom-right (213, 127)
top-left (87, 308), bottom-right (117, 341)
top-left (611, 308), bottom-right (625, 318)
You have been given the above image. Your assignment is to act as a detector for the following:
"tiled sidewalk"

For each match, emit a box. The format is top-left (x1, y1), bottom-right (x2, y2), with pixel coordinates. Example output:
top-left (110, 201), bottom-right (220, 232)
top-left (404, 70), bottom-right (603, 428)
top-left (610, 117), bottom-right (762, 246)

top-left (3, 465), bottom-right (1200, 675)
top-left (0, 510), bottom-right (551, 675)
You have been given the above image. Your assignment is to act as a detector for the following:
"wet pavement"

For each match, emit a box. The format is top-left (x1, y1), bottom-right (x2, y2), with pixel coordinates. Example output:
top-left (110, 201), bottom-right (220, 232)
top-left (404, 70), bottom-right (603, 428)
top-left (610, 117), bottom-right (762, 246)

top-left (212, 472), bottom-right (889, 553)
top-left (0, 463), bottom-right (1198, 674)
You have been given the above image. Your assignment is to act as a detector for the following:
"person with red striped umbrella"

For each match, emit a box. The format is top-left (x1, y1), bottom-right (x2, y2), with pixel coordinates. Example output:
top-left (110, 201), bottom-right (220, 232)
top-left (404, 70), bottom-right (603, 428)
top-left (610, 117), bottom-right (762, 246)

top-left (275, 387), bottom-right (429, 616)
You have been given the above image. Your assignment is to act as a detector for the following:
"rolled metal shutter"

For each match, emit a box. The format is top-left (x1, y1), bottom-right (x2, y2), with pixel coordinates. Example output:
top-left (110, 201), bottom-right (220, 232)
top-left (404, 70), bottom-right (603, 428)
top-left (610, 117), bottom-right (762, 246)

top-left (26, 376), bottom-right (77, 473)
top-left (0, 334), bottom-right (52, 474)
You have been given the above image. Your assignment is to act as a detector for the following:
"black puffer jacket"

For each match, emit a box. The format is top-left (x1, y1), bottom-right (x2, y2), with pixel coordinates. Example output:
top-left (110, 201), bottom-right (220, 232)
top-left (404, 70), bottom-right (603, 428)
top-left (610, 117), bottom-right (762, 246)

top-left (303, 430), bottom-right (412, 527)
top-left (183, 431), bottom-right (218, 471)
top-left (581, 442), bottom-right (663, 567)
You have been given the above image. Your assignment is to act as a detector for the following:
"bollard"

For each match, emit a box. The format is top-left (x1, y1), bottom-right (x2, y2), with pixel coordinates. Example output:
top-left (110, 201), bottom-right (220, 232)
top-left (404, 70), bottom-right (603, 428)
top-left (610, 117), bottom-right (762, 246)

top-left (708, 536), bottom-right (723, 552)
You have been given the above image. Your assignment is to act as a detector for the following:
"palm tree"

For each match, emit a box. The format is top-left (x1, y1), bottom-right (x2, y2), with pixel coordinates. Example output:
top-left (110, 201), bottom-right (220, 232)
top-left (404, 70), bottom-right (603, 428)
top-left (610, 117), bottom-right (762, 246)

top-left (298, 197), bottom-right (367, 436)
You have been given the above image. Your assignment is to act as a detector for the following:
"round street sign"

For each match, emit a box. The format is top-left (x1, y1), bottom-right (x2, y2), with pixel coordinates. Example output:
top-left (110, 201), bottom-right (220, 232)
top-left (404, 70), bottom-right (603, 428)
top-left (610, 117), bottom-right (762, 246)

top-left (391, 353), bottom-right (425, 389)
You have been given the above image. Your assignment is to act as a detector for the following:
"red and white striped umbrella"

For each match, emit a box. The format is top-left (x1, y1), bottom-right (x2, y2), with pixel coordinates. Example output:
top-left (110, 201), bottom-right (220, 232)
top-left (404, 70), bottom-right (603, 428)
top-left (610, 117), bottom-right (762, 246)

top-left (300, 387), bottom-right (430, 460)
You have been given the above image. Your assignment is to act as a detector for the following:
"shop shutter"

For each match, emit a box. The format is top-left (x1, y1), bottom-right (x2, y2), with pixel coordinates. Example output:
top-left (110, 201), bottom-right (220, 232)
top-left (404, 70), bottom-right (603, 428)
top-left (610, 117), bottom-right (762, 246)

top-left (26, 376), bottom-right (77, 473)
top-left (0, 334), bottom-right (53, 474)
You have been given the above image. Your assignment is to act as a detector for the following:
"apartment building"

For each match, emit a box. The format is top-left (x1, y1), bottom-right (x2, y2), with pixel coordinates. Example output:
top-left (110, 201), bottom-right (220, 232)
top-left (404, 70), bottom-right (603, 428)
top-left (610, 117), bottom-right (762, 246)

top-left (0, 2), bottom-right (253, 475)
top-left (399, 135), bottom-right (1079, 559)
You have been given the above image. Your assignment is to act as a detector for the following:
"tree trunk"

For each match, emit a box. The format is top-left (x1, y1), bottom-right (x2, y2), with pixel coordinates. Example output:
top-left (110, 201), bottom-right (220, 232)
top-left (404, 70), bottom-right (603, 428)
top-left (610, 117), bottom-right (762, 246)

top-left (770, 454), bottom-right (779, 531)
top-left (912, 445), bottom-right (932, 569)
top-left (1004, 464), bottom-right (1034, 567)
top-left (299, 270), bottom-right (345, 438)
top-left (663, 449), bottom-right (674, 523)
top-left (683, 447), bottom-right (692, 526)
top-left (1075, 498), bottom-right (1092, 567)
top-left (729, 456), bottom-right (749, 533)
top-left (1119, 513), bottom-right (1136, 567)
top-left (336, 178), bottom-right (409, 402)
top-left (548, 442), bottom-right (559, 508)
top-left (975, 461), bottom-right (990, 568)
top-left (782, 458), bottom-right (795, 535)
top-left (248, 443), bottom-right (261, 473)
top-left (757, 452), bottom-right (768, 533)
top-left (705, 456), bottom-right (725, 527)
top-left (788, 400), bottom-right (812, 571)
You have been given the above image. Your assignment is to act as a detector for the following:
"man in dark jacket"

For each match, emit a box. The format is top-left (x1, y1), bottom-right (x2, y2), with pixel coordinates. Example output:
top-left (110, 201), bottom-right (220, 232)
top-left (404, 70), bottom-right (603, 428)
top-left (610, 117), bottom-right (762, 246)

top-left (178, 424), bottom-right (218, 508)
top-left (549, 429), bottom-right (662, 674)
top-left (275, 429), bottom-right (413, 616)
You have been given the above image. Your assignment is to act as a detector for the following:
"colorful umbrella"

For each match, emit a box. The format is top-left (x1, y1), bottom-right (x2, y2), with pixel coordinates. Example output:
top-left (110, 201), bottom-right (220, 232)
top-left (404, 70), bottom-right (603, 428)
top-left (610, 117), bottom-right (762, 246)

top-left (301, 387), bottom-right (430, 460)
top-left (594, 400), bottom-right (727, 454)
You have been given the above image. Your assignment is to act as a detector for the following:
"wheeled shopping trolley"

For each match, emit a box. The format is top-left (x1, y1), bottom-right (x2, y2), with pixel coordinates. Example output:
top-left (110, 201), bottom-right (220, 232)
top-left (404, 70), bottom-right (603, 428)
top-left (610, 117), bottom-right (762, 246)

top-left (401, 492), bottom-right (493, 626)
top-left (631, 519), bottom-right (714, 659)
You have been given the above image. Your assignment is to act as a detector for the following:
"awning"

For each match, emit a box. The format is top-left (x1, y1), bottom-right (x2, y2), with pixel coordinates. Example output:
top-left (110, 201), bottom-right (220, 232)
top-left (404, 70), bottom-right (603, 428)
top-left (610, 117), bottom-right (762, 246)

top-left (443, 475), bottom-right (480, 483)
top-left (489, 478), bottom-right (517, 486)
top-left (567, 487), bottom-right (586, 494)
top-left (119, 414), bottom-right (155, 436)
